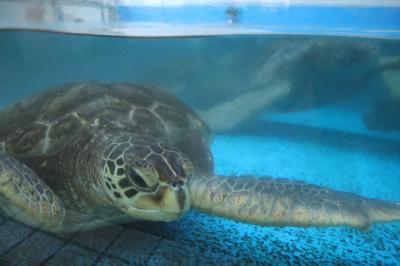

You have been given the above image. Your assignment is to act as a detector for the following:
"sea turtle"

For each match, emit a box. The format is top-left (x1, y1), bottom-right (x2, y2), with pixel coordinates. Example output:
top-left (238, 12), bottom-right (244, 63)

top-left (363, 59), bottom-right (400, 132)
top-left (0, 81), bottom-right (399, 233)
top-left (198, 39), bottom-right (400, 132)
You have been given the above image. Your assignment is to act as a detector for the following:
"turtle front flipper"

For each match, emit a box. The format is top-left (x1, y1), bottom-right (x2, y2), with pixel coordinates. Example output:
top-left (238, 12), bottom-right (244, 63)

top-left (197, 80), bottom-right (290, 132)
top-left (189, 174), bottom-right (400, 230)
top-left (0, 154), bottom-right (65, 232)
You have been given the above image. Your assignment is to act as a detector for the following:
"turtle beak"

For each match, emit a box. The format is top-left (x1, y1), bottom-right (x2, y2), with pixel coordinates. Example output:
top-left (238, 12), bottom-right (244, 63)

top-left (156, 184), bottom-right (190, 214)
top-left (124, 184), bottom-right (190, 221)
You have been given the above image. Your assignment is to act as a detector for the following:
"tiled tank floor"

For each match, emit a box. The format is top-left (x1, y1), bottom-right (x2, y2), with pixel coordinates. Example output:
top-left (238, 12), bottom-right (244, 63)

top-left (0, 213), bottom-right (197, 265)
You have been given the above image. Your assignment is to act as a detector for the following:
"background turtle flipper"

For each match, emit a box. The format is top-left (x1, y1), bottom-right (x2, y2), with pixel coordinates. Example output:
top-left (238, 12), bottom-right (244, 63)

top-left (189, 174), bottom-right (400, 230)
top-left (0, 154), bottom-right (65, 232)
top-left (197, 80), bottom-right (290, 133)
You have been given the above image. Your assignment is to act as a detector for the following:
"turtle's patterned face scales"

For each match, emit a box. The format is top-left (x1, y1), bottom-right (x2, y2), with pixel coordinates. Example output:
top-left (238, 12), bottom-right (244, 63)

top-left (100, 135), bottom-right (192, 221)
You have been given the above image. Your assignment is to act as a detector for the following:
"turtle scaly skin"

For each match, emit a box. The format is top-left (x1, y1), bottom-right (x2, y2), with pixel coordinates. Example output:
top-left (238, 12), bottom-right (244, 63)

top-left (190, 174), bottom-right (400, 230)
top-left (0, 82), bottom-right (399, 232)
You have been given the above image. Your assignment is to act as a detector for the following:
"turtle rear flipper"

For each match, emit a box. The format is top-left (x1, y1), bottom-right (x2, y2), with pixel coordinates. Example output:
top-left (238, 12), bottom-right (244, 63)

top-left (0, 154), bottom-right (65, 232)
top-left (190, 174), bottom-right (400, 230)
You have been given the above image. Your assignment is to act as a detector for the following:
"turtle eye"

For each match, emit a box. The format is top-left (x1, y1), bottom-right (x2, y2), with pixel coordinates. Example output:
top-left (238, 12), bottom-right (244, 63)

top-left (127, 167), bottom-right (149, 189)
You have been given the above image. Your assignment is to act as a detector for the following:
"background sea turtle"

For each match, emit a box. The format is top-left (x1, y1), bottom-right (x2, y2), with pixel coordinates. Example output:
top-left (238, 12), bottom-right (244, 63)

top-left (198, 39), bottom-right (400, 132)
top-left (0, 81), bottom-right (399, 233)
top-left (363, 59), bottom-right (400, 132)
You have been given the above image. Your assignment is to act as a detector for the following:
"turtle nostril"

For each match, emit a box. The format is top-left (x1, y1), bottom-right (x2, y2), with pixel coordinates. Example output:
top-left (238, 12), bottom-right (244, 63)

top-left (172, 180), bottom-right (184, 188)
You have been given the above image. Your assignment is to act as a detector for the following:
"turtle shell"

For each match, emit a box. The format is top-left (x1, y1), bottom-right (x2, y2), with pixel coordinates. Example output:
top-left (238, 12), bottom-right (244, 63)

top-left (0, 82), bottom-right (213, 171)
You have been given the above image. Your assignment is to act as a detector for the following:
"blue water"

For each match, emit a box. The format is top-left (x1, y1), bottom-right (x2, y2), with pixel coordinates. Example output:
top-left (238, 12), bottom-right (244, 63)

top-left (0, 30), bottom-right (400, 264)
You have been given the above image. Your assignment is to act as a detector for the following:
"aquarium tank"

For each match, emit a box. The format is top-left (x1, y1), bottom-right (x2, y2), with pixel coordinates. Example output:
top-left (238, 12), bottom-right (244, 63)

top-left (0, 0), bottom-right (400, 265)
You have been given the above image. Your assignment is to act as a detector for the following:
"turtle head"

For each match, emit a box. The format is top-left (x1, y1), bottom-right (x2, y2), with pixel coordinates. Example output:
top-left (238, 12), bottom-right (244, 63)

top-left (100, 138), bottom-right (193, 222)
